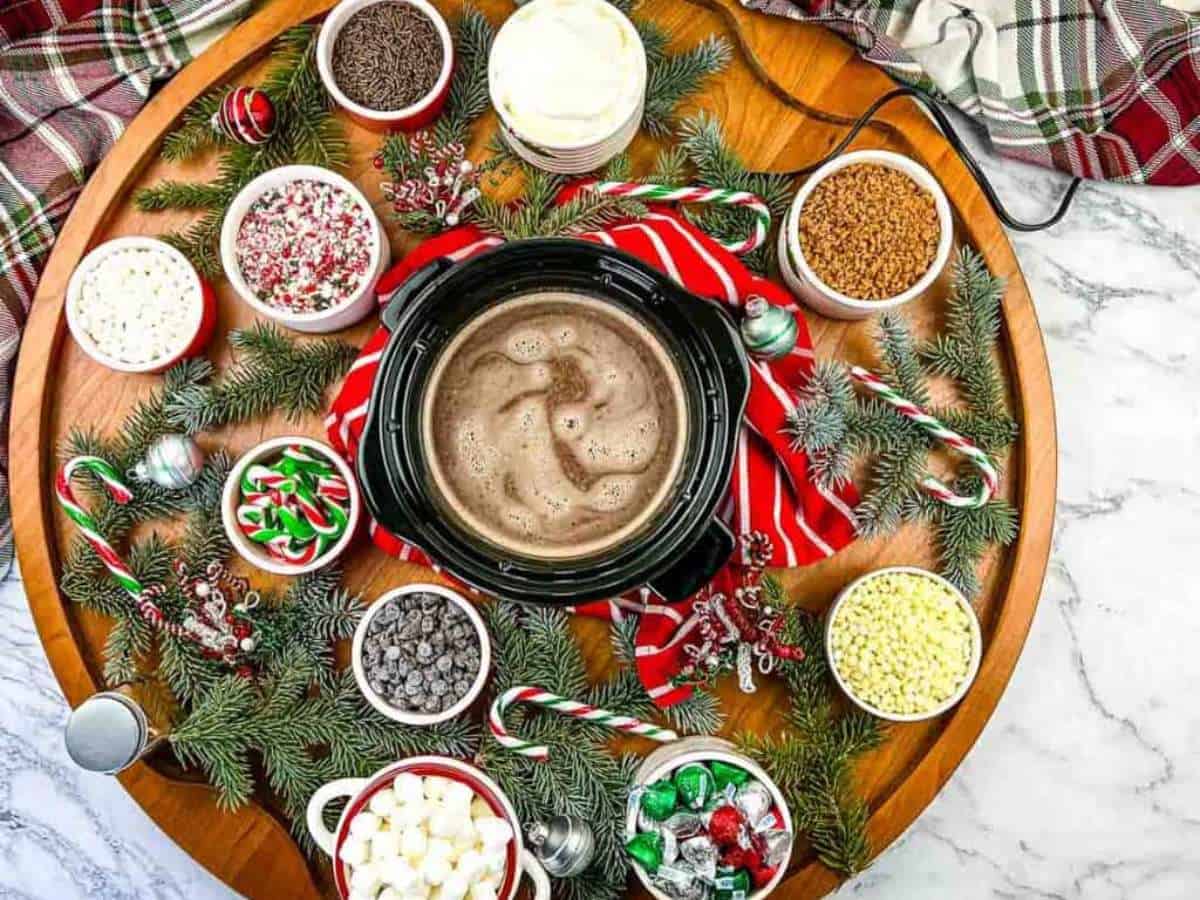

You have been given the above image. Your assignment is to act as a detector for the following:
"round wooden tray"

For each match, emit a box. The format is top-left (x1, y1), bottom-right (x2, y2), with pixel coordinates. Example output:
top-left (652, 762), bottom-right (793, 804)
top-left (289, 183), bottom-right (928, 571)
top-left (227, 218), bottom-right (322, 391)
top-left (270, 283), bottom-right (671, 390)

top-left (10, 0), bottom-right (1056, 897)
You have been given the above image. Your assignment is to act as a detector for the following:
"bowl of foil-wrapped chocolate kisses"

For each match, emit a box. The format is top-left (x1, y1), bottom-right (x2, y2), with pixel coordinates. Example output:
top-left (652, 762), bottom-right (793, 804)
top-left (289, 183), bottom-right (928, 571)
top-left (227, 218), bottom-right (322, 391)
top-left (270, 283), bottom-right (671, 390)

top-left (625, 737), bottom-right (794, 900)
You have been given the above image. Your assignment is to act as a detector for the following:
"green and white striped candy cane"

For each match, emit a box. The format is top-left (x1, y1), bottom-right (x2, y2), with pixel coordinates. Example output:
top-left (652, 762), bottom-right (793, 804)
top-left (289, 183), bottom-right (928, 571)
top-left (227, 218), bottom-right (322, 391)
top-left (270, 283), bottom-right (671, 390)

top-left (850, 366), bottom-right (1000, 508)
top-left (586, 181), bottom-right (771, 255)
top-left (488, 685), bottom-right (679, 761)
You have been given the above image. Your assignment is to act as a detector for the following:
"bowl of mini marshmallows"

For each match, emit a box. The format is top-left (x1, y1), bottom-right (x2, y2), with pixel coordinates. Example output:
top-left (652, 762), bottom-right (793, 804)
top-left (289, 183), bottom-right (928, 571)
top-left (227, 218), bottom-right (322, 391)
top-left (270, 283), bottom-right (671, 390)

top-left (306, 756), bottom-right (551, 900)
top-left (66, 236), bottom-right (217, 373)
top-left (352, 584), bottom-right (491, 725)
top-left (825, 566), bottom-right (982, 722)
top-left (777, 150), bottom-right (953, 320)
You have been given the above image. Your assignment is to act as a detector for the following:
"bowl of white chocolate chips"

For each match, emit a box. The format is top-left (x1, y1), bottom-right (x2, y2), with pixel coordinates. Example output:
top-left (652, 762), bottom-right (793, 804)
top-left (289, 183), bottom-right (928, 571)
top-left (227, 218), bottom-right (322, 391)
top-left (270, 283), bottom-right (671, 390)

top-left (307, 756), bottom-right (551, 900)
top-left (826, 566), bottom-right (982, 722)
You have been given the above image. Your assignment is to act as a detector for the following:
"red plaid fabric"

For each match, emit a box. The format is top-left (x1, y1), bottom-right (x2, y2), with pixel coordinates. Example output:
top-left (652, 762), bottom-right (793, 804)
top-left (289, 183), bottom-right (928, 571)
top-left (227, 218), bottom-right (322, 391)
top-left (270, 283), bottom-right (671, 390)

top-left (326, 194), bottom-right (859, 706)
top-left (744, 0), bottom-right (1200, 185)
top-left (0, 0), bottom-right (250, 570)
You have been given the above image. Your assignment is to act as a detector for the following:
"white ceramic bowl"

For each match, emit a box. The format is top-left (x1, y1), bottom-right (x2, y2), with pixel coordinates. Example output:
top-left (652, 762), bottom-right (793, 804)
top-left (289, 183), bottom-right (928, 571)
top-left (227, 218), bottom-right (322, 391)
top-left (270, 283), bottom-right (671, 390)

top-left (351, 583), bottom-right (492, 726)
top-left (777, 150), bottom-right (953, 320)
top-left (220, 165), bottom-right (390, 333)
top-left (221, 435), bottom-right (361, 575)
top-left (316, 0), bottom-right (455, 132)
top-left (627, 737), bottom-right (793, 900)
top-left (488, 0), bottom-right (647, 174)
top-left (65, 236), bottom-right (216, 373)
top-left (825, 565), bottom-right (982, 723)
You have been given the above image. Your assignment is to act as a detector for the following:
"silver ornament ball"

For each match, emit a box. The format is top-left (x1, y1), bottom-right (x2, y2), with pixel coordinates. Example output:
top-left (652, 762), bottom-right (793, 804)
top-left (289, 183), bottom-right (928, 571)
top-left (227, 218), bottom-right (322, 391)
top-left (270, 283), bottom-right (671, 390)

top-left (525, 815), bottom-right (596, 878)
top-left (740, 296), bottom-right (799, 360)
top-left (133, 435), bottom-right (205, 490)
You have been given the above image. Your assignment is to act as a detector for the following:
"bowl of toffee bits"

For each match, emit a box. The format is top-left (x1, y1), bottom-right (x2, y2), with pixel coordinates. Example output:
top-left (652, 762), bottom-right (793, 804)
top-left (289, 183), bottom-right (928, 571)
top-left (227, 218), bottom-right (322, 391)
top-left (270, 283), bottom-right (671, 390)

top-left (777, 150), bottom-right (953, 320)
top-left (352, 584), bottom-right (491, 725)
top-left (317, 0), bottom-right (453, 131)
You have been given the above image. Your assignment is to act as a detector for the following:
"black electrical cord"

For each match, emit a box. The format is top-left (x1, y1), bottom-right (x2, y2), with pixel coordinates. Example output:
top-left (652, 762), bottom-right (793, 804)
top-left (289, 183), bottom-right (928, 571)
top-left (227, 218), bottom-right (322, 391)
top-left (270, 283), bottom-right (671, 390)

top-left (777, 85), bottom-right (1082, 233)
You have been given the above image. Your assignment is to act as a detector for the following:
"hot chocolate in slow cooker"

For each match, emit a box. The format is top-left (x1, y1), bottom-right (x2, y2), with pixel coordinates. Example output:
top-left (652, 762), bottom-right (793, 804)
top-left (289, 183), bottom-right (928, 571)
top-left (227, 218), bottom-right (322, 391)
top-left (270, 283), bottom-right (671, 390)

top-left (356, 239), bottom-right (749, 605)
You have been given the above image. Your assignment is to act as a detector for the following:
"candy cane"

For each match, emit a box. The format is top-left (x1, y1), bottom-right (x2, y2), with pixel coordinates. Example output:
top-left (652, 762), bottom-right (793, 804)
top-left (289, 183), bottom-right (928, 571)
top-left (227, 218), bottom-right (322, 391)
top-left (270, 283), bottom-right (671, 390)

top-left (850, 366), bottom-right (1000, 508)
top-left (586, 181), bottom-right (771, 255)
top-left (488, 685), bottom-right (679, 761)
top-left (56, 457), bottom-right (186, 636)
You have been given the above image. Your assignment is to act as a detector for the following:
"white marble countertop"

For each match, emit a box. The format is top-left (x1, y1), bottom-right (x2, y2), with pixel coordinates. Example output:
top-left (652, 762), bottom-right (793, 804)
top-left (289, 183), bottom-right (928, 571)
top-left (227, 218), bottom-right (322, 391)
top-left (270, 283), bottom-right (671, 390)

top-left (3, 137), bottom-right (1198, 899)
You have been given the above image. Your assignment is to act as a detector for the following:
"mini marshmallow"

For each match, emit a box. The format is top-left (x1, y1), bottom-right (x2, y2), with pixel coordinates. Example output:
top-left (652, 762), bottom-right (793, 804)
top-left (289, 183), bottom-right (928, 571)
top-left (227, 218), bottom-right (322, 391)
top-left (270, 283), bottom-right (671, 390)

top-left (451, 825), bottom-right (477, 856)
top-left (369, 788), bottom-right (399, 817)
top-left (420, 853), bottom-right (452, 886)
top-left (339, 835), bottom-right (370, 868)
top-left (469, 879), bottom-right (499, 900)
top-left (371, 829), bottom-right (402, 862)
top-left (349, 890), bottom-right (375, 900)
top-left (473, 817), bottom-right (514, 850)
top-left (393, 800), bottom-right (428, 831)
top-left (442, 780), bottom-right (475, 813)
top-left (428, 808), bottom-right (466, 840)
top-left (380, 857), bottom-right (422, 892)
top-left (393, 772), bottom-right (425, 805)
top-left (425, 837), bottom-right (454, 862)
top-left (378, 889), bottom-right (402, 900)
top-left (455, 849), bottom-right (486, 882)
top-left (423, 776), bottom-right (453, 801)
top-left (478, 848), bottom-right (508, 876)
top-left (439, 873), bottom-right (469, 900)
top-left (350, 810), bottom-right (382, 839)
top-left (349, 861), bottom-right (382, 897)
top-left (400, 825), bottom-right (429, 861)
top-left (399, 884), bottom-right (430, 900)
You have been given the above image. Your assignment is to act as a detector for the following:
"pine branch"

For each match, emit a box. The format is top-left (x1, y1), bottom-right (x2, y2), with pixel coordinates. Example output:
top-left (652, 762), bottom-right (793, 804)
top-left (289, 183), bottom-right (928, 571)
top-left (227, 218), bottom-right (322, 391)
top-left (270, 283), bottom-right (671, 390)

top-left (739, 587), bottom-right (884, 878)
top-left (161, 90), bottom-right (228, 162)
top-left (434, 5), bottom-right (495, 145)
top-left (642, 36), bottom-right (732, 138)
top-left (164, 324), bottom-right (356, 431)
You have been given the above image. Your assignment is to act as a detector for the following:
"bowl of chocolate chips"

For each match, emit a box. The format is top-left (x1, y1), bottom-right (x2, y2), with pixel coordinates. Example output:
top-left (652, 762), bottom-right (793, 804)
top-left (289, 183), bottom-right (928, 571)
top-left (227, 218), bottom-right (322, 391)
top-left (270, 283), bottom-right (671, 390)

top-left (352, 584), bottom-right (490, 725)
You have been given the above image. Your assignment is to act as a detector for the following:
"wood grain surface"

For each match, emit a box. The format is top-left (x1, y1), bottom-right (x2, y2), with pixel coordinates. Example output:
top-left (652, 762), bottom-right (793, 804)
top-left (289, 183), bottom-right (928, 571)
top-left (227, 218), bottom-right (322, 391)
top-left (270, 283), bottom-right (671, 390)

top-left (9, 0), bottom-right (1056, 897)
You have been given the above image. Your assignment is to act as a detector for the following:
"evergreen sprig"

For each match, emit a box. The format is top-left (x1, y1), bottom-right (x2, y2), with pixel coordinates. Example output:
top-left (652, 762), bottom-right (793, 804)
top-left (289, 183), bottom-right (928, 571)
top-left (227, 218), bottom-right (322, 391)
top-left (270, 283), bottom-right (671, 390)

top-left (738, 578), bottom-right (884, 877)
top-left (163, 323), bottom-right (357, 432)
top-left (784, 248), bottom-right (1020, 597)
top-left (642, 36), bottom-right (732, 137)
top-left (674, 113), bottom-right (794, 274)
top-left (136, 26), bottom-right (347, 276)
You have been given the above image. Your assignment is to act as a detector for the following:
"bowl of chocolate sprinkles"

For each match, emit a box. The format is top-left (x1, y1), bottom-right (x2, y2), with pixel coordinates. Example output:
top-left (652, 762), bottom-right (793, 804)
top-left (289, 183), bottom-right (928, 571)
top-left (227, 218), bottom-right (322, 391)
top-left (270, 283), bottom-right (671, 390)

top-left (777, 149), bottom-right (953, 321)
top-left (317, 0), bottom-right (453, 131)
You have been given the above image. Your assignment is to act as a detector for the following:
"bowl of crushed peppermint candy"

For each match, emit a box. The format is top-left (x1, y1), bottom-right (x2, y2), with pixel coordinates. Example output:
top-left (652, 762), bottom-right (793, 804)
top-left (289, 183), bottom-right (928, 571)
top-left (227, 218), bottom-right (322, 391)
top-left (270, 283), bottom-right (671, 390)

top-left (352, 583), bottom-right (491, 725)
top-left (220, 164), bottom-right (390, 333)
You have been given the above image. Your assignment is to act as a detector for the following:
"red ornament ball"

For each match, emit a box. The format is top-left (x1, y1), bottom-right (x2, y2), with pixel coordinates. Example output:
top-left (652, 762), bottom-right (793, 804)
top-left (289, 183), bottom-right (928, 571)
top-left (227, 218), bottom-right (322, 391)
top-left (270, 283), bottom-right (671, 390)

top-left (212, 86), bottom-right (277, 145)
top-left (707, 804), bottom-right (745, 848)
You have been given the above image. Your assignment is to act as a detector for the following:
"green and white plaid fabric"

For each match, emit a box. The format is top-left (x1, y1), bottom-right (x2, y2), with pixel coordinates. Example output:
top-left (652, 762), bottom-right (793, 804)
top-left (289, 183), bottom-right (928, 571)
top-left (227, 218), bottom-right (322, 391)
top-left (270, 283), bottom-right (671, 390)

top-left (0, 0), bottom-right (251, 572)
top-left (744, 0), bottom-right (1200, 186)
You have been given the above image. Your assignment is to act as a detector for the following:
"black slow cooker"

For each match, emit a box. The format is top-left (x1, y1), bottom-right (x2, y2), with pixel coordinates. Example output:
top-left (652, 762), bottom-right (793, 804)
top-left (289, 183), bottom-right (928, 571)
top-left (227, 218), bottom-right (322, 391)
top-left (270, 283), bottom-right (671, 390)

top-left (356, 239), bottom-right (749, 606)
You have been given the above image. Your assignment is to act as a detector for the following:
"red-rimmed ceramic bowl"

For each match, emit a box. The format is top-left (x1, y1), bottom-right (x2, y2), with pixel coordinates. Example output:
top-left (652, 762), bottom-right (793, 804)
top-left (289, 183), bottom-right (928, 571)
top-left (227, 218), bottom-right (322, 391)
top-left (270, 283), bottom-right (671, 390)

top-left (306, 756), bottom-right (550, 900)
top-left (316, 0), bottom-right (454, 132)
top-left (66, 236), bottom-right (216, 373)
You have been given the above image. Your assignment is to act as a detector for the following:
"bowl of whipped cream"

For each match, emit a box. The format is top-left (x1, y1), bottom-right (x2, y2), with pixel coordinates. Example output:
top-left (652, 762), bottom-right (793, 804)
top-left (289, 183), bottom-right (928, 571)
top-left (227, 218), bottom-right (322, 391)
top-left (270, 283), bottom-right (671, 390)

top-left (488, 0), bottom-right (646, 174)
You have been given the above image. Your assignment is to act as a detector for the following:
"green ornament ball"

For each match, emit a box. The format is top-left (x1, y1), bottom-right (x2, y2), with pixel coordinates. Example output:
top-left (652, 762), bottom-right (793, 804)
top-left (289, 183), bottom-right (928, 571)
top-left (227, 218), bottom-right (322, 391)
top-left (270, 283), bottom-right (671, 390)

top-left (626, 831), bottom-right (665, 874)
top-left (673, 761), bottom-right (716, 810)
top-left (740, 296), bottom-right (799, 360)
top-left (639, 778), bottom-right (679, 821)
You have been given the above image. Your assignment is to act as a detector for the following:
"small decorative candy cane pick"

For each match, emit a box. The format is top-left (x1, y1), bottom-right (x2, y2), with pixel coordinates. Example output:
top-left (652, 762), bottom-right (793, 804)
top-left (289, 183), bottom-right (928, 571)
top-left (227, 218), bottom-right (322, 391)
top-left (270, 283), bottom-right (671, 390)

top-left (586, 181), bottom-right (772, 255)
top-left (488, 686), bottom-right (679, 761)
top-left (850, 366), bottom-right (1000, 508)
top-left (56, 455), bottom-right (253, 663)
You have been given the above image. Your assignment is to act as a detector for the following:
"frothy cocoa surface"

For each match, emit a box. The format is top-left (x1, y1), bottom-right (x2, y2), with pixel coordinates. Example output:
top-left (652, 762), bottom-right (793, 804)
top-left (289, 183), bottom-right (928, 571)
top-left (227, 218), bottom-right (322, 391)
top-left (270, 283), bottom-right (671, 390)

top-left (422, 292), bottom-right (687, 559)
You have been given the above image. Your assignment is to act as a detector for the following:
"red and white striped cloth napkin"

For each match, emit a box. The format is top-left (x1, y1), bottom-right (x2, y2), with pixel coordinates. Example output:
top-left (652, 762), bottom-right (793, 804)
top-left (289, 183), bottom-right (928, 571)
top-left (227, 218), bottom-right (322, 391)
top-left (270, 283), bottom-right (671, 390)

top-left (326, 193), bottom-right (858, 706)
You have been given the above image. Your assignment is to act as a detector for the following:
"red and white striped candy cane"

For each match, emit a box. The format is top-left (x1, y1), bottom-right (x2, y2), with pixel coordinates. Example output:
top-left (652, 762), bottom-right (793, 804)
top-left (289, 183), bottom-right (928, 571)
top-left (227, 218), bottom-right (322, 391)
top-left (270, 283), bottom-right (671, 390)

top-left (850, 366), bottom-right (1000, 508)
top-left (488, 685), bottom-right (679, 761)
top-left (586, 181), bottom-right (771, 255)
top-left (56, 456), bottom-right (188, 636)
